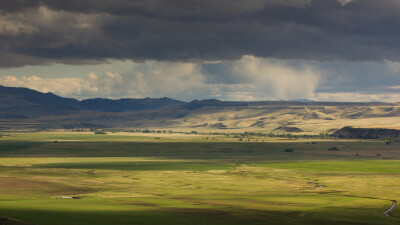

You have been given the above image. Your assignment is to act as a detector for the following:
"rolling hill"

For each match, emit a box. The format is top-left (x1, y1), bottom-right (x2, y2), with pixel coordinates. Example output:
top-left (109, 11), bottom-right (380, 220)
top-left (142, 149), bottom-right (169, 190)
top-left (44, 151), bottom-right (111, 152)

top-left (1, 85), bottom-right (400, 133)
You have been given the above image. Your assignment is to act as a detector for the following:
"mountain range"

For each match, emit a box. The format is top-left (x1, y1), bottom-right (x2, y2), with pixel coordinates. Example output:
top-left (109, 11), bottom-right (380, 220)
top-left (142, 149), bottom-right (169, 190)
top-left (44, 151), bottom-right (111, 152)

top-left (1, 85), bottom-right (399, 132)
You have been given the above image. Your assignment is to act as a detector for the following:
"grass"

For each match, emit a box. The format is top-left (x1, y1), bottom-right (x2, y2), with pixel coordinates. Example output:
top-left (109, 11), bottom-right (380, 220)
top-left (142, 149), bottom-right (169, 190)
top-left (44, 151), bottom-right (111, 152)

top-left (255, 161), bottom-right (400, 173)
top-left (35, 161), bottom-right (234, 171)
top-left (0, 132), bottom-right (399, 224)
top-left (0, 131), bottom-right (375, 143)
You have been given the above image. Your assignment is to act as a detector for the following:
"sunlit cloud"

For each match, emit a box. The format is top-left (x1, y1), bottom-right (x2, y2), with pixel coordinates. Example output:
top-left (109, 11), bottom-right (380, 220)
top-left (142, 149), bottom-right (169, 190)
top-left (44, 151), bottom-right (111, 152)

top-left (337, 0), bottom-right (353, 6)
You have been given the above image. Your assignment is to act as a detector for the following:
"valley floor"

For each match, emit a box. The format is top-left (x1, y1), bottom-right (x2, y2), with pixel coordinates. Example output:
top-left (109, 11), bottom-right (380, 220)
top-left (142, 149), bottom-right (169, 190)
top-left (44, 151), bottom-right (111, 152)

top-left (0, 132), bottom-right (399, 225)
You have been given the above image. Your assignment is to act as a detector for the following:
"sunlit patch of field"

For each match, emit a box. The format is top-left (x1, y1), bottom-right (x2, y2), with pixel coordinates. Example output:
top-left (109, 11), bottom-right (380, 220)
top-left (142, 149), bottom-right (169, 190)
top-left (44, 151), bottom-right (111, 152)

top-left (35, 161), bottom-right (234, 171)
top-left (0, 130), bottom-right (392, 144)
top-left (254, 160), bottom-right (400, 173)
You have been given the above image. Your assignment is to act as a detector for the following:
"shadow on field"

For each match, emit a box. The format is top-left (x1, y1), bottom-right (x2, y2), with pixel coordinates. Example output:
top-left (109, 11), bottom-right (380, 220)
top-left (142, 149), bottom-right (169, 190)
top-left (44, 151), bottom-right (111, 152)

top-left (0, 207), bottom-right (386, 225)
top-left (1, 141), bottom-right (396, 161)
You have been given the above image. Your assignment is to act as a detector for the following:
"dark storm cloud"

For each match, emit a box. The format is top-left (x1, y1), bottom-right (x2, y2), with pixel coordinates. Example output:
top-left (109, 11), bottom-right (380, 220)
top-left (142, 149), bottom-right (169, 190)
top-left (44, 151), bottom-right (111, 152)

top-left (1, 0), bottom-right (400, 67)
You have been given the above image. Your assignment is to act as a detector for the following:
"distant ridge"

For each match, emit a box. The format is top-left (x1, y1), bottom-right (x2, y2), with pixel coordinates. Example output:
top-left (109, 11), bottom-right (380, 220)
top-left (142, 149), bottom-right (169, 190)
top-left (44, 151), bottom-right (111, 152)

top-left (0, 85), bottom-right (185, 114)
top-left (80, 97), bottom-right (184, 112)
top-left (0, 85), bottom-right (79, 107)
top-left (293, 99), bottom-right (316, 102)
top-left (0, 85), bottom-right (399, 130)
top-left (0, 85), bottom-right (397, 116)
top-left (0, 85), bottom-right (397, 110)
top-left (183, 98), bottom-right (394, 110)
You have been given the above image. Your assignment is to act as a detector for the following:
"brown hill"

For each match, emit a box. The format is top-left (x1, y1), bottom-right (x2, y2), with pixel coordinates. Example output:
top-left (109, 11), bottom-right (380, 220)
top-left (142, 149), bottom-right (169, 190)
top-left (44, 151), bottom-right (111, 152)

top-left (332, 126), bottom-right (400, 139)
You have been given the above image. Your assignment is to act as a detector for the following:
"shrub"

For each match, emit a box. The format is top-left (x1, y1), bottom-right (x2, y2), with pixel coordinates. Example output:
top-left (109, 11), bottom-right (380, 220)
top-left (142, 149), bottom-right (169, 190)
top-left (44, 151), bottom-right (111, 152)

top-left (284, 148), bottom-right (294, 152)
top-left (328, 146), bottom-right (339, 151)
top-left (94, 130), bottom-right (107, 134)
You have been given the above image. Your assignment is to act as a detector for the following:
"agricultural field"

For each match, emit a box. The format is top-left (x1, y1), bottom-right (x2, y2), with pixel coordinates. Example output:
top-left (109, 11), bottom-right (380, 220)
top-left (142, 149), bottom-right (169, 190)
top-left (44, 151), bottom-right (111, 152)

top-left (0, 132), bottom-right (399, 225)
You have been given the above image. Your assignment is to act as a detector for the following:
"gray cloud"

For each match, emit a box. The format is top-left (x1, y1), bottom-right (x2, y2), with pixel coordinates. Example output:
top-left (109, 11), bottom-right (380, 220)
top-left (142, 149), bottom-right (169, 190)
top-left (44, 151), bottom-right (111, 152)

top-left (0, 57), bottom-right (320, 101)
top-left (1, 56), bottom-right (399, 102)
top-left (1, 0), bottom-right (400, 67)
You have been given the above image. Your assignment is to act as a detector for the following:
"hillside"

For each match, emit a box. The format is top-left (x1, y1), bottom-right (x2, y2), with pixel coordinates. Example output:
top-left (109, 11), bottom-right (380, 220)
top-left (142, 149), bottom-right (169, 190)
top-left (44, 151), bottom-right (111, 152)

top-left (332, 126), bottom-right (400, 139)
top-left (1, 85), bottom-right (400, 133)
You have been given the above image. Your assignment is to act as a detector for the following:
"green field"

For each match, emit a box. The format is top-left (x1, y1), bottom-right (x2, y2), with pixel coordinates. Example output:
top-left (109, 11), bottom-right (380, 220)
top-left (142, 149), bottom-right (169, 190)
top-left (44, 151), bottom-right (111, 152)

top-left (0, 132), bottom-right (399, 225)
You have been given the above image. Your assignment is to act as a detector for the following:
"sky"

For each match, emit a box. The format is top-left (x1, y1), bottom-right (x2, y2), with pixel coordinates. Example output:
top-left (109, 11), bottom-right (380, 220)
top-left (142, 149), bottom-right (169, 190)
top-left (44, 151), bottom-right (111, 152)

top-left (0, 0), bottom-right (399, 102)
